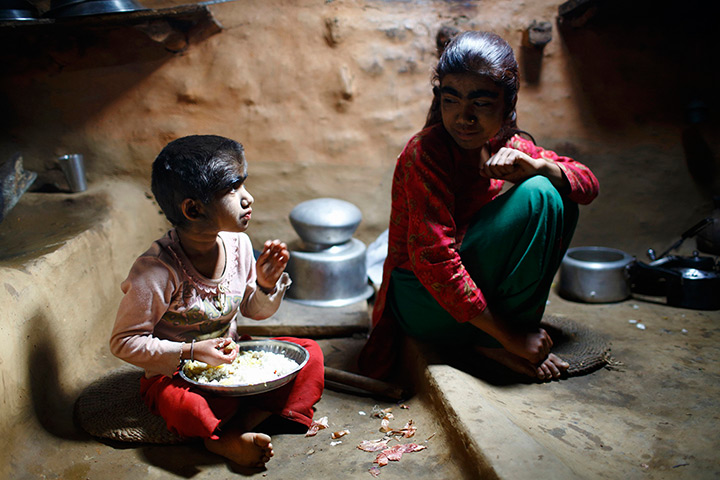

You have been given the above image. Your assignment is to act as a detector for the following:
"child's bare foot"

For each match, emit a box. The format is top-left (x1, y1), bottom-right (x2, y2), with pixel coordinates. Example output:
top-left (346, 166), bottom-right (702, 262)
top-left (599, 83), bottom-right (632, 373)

top-left (204, 431), bottom-right (274, 468)
top-left (476, 347), bottom-right (569, 381)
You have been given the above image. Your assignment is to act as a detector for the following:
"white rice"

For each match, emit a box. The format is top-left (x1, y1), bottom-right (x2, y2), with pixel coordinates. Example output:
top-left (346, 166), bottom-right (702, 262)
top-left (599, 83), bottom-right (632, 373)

top-left (184, 350), bottom-right (299, 386)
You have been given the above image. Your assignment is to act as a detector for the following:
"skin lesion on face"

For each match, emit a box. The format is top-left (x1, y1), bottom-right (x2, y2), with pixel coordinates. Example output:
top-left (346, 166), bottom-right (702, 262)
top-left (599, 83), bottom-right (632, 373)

top-left (197, 173), bottom-right (255, 235)
top-left (439, 73), bottom-right (506, 151)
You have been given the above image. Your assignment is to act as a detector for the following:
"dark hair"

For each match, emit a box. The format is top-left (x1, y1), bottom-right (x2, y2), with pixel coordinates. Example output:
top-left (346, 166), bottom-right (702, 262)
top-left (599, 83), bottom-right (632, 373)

top-left (151, 135), bottom-right (247, 227)
top-left (424, 31), bottom-right (523, 143)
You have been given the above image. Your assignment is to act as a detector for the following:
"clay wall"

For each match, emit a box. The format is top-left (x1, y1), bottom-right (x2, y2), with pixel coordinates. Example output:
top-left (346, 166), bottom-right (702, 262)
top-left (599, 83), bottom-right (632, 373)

top-left (1, 0), bottom-right (716, 255)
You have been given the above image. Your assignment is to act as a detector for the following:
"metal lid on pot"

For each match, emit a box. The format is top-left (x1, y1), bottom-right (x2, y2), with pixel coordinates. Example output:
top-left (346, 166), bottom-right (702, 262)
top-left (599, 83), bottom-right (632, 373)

top-left (289, 198), bottom-right (362, 250)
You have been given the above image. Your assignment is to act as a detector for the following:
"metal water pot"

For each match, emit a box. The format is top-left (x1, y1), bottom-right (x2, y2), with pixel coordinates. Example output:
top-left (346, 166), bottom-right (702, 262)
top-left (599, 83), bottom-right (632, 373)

top-left (285, 198), bottom-right (373, 307)
top-left (558, 246), bottom-right (635, 303)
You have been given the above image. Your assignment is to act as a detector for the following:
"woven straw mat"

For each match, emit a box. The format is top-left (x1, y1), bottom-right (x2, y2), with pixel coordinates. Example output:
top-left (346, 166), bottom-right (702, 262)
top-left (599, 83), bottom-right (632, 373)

top-left (74, 366), bottom-right (187, 444)
top-left (540, 314), bottom-right (613, 376)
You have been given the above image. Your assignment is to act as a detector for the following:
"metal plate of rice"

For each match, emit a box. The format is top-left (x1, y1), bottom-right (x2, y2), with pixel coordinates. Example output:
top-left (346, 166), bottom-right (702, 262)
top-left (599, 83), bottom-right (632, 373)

top-left (179, 339), bottom-right (309, 396)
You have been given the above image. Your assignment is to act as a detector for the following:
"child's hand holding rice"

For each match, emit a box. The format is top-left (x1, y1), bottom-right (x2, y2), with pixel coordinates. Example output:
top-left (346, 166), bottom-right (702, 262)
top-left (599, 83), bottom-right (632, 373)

top-left (188, 337), bottom-right (239, 366)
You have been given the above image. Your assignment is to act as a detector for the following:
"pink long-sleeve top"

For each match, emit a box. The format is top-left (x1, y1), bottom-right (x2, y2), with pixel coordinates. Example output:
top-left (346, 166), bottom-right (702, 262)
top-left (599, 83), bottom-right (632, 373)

top-left (110, 229), bottom-right (291, 378)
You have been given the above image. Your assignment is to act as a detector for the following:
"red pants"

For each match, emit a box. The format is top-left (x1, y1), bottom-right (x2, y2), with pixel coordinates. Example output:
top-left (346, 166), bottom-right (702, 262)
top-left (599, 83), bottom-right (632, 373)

top-left (140, 337), bottom-right (324, 440)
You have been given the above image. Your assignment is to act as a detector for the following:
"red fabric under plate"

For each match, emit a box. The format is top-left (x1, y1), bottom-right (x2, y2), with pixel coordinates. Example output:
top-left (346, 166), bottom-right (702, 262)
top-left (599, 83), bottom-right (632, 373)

top-left (140, 337), bottom-right (324, 439)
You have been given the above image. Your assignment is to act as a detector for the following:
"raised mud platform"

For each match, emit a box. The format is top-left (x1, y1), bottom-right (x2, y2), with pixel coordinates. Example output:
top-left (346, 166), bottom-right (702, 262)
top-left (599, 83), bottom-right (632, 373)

top-left (0, 178), bottom-right (170, 463)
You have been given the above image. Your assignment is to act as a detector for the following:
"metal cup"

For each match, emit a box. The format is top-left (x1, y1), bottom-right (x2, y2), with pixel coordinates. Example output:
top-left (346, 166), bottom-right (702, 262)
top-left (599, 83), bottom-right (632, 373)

top-left (57, 154), bottom-right (87, 192)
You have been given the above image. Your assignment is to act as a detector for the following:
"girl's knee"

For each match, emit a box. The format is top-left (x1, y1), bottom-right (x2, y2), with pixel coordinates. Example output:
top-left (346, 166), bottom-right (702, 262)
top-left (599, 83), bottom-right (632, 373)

top-left (516, 176), bottom-right (562, 207)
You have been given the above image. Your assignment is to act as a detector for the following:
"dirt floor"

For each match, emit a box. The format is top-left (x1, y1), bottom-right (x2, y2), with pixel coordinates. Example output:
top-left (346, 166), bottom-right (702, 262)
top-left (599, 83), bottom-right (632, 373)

top-left (423, 287), bottom-right (720, 479)
top-left (5, 281), bottom-right (720, 479)
top-left (5, 334), bottom-right (471, 480)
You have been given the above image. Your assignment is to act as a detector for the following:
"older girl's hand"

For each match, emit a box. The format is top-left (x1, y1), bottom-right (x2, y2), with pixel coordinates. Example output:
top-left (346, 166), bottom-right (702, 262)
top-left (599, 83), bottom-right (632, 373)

top-left (192, 337), bottom-right (238, 366)
top-left (479, 146), bottom-right (545, 183)
top-left (256, 239), bottom-right (289, 293)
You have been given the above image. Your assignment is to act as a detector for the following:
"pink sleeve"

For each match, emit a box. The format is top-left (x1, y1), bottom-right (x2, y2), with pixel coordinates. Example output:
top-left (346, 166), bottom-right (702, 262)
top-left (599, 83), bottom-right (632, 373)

top-left (109, 256), bottom-right (184, 377)
top-left (236, 234), bottom-right (291, 320)
top-left (507, 135), bottom-right (599, 205)
top-left (401, 140), bottom-right (487, 323)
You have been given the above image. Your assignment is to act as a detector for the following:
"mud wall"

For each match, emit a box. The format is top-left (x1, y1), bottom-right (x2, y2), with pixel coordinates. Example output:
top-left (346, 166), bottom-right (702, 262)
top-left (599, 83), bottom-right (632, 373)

top-left (1, 0), bottom-right (716, 256)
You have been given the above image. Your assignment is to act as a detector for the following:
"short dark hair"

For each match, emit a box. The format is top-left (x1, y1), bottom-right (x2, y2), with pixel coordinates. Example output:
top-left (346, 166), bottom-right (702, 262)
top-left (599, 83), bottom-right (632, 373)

top-left (151, 135), bottom-right (247, 227)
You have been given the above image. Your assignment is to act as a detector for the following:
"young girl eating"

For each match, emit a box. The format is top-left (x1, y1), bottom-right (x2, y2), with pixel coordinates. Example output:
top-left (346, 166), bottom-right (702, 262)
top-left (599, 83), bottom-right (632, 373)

top-left (110, 135), bottom-right (324, 468)
top-left (359, 31), bottom-right (599, 382)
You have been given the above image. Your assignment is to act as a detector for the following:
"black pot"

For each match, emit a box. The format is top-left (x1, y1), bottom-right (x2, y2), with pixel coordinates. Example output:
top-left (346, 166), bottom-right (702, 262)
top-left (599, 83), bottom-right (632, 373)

top-left (46, 0), bottom-right (145, 18)
top-left (0, 0), bottom-right (38, 19)
top-left (628, 254), bottom-right (720, 310)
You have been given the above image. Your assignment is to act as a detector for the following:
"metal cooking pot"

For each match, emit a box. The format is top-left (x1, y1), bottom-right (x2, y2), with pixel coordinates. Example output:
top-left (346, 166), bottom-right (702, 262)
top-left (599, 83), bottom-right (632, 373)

top-left (0, 0), bottom-right (38, 19)
top-left (559, 246), bottom-right (635, 303)
top-left (289, 198), bottom-right (361, 250)
top-left (628, 253), bottom-right (720, 310)
top-left (46, 0), bottom-right (146, 17)
top-left (285, 198), bottom-right (373, 307)
top-left (285, 239), bottom-right (373, 307)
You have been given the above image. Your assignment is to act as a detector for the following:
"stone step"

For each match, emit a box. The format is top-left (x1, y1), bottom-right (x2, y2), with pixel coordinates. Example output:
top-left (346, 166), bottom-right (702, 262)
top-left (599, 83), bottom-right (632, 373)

top-left (404, 339), bottom-right (580, 480)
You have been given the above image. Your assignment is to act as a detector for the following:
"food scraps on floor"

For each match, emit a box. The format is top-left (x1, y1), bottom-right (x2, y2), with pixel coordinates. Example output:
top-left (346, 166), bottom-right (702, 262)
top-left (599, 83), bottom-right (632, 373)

top-left (371, 405), bottom-right (394, 420)
top-left (307, 404), bottom-right (429, 476)
top-left (373, 443), bottom-right (427, 467)
top-left (358, 409), bottom-right (428, 475)
top-left (305, 416), bottom-right (329, 437)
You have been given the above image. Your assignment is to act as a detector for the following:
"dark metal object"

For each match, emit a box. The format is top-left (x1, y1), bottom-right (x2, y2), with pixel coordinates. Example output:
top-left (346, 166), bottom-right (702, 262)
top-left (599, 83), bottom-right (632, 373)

top-left (0, 8), bottom-right (36, 19)
top-left (629, 254), bottom-right (720, 311)
top-left (47, 0), bottom-right (88, 13)
top-left (0, 0), bottom-right (38, 18)
top-left (628, 219), bottom-right (720, 310)
top-left (649, 218), bottom-right (713, 260)
top-left (47, 0), bottom-right (146, 18)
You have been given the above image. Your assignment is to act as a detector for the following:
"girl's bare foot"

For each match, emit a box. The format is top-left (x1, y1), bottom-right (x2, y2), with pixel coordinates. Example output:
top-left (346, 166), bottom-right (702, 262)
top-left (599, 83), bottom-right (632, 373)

top-left (537, 353), bottom-right (570, 380)
top-left (204, 431), bottom-right (274, 468)
top-left (476, 347), bottom-right (569, 381)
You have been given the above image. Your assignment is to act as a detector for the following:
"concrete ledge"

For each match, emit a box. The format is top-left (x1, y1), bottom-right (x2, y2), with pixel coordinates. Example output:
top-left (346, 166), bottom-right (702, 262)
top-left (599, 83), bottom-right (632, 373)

top-left (404, 339), bottom-right (579, 480)
top-left (0, 178), bottom-right (169, 457)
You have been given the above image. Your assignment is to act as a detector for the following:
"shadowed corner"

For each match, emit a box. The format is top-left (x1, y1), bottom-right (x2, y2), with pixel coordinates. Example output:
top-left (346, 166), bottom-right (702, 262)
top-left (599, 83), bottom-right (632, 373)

top-left (26, 313), bottom-right (88, 441)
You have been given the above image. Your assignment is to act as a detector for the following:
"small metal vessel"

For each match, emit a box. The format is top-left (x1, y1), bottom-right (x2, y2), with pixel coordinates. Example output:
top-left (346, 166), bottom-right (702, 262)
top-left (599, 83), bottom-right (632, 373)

top-left (285, 198), bottom-right (373, 307)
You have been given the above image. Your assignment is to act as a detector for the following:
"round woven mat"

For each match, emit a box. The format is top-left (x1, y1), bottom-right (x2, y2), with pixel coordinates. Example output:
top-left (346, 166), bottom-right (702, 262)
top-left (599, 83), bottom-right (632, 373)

top-left (540, 315), bottom-right (613, 376)
top-left (74, 366), bottom-right (187, 444)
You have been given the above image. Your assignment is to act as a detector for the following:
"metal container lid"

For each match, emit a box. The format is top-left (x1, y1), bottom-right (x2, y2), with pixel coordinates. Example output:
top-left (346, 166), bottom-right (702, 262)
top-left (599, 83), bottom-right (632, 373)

top-left (289, 198), bottom-right (362, 249)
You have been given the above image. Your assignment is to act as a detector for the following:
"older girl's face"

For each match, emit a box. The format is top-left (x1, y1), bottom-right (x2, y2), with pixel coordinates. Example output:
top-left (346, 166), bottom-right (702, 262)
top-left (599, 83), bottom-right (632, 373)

top-left (440, 73), bottom-right (505, 151)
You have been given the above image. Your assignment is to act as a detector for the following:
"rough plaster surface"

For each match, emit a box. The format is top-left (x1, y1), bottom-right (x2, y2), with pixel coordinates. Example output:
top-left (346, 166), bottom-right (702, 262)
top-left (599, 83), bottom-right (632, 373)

top-left (0, 179), bottom-right (169, 456)
top-left (1, 0), bottom-right (715, 250)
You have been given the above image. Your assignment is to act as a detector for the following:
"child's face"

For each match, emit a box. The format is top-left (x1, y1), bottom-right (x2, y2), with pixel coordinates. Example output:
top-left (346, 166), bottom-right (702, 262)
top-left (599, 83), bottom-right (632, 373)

top-left (206, 175), bottom-right (255, 233)
top-left (440, 73), bottom-right (505, 151)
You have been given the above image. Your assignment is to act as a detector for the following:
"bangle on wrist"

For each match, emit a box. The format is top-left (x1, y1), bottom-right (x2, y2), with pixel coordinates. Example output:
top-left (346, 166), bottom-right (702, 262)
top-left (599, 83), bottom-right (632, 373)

top-left (190, 339), bottom-right (196, 362)
top-left (258, 283), bottom-right (275, 295)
